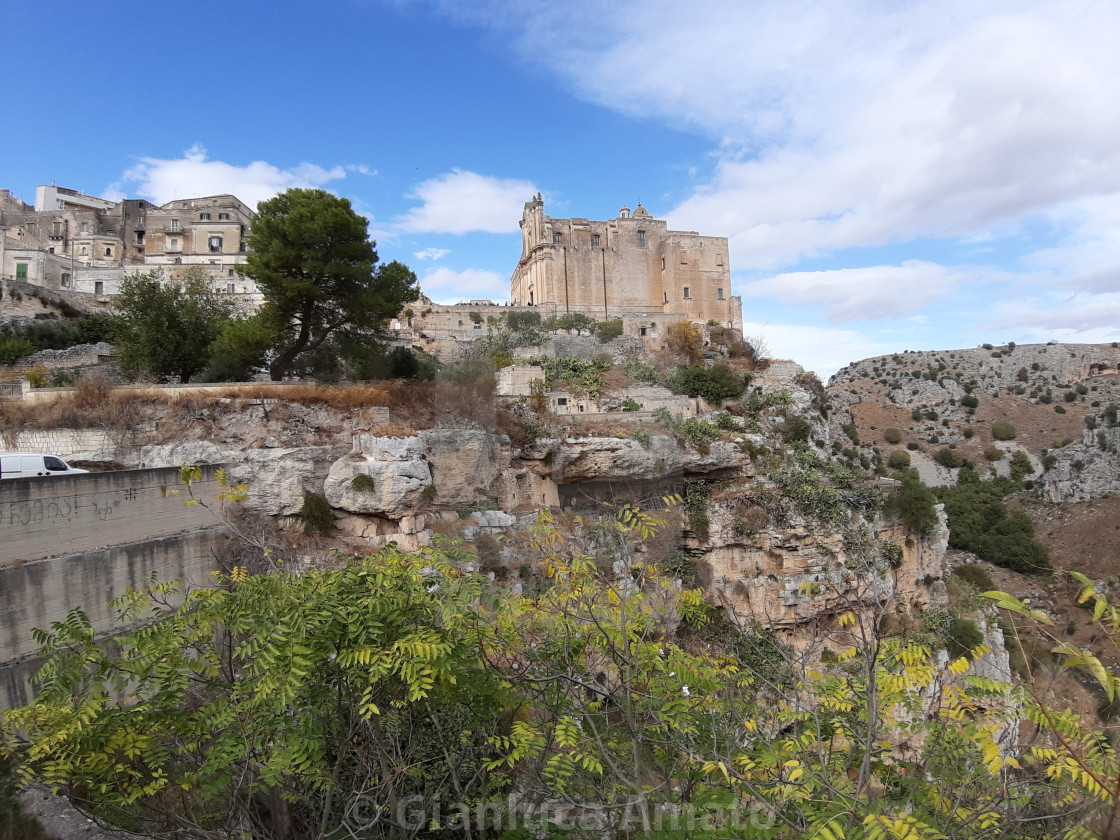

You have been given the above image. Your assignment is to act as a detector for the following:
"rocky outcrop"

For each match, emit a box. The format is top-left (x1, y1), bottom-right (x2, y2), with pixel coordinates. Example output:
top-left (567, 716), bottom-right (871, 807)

top-left (697, 489), bottom-right (949, 632)
top-left (324, 435), bottom-right (433, 519)
top-left (138, 441), bottom-right (337, 516)
top-left (1042, 425), bottom-right (1120, 503)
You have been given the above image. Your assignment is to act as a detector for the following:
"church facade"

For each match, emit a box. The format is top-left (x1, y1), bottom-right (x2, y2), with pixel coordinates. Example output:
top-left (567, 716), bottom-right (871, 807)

top-left (509, 194), bottom-right (741, 331)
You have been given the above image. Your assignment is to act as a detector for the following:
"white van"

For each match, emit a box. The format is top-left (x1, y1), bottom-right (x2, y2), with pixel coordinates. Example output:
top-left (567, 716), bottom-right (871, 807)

top-left (0, 453), bottom-right (89, 480)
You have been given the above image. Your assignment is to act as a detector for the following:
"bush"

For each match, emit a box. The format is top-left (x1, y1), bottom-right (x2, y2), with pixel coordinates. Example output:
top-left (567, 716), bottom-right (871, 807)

top-left (622, 397), bottom-right (641, 412)
top-left (0, 337), bottom-right (35, 365)
top-left (664, 363), bottom-right (747, 405)
top-left (887, 470), bottom-right (940, 537)
top-left (952, 564), bottom-right (995, 593)
top-left (883, 427), bottom-right (902, 445)
top-left (906, 441), bottom-right (920, 451)
top-left (946, 617), bottom-right (985, 659)
top-left (351, 474), bottom-right (375, 492)
top-left (888, 450), bottom-right (911, 470)
top-left (626, 359), bottom-right (660, 386)
top-left (301, 492), bottom-right (334, 535)
top-left (963, 427), bottom-right (974, 439)
top-left (1009, 450), bottom-right (1035, 481)
top-left (936, 478), bottom-right (1051, 573)
top-left (506, 310), bottom-right (541, 332)
top-left (780, 414), bottom-right (812, 446)
top-left (960, 394), bottom-right (979, 409)
top-left (991, 422), bottom-right (1016, 440)
top-left (592, 318), bottom-right (624, 342)
top-left (1054, 405), bottom-right (1066, 414)
top-left (1064, 390), bottom-right (1077, 403)
top-left (666, 320), bottom-right (703, 365)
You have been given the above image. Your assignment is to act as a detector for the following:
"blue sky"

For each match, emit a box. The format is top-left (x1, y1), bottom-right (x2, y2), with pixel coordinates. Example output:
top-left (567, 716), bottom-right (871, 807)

top-left (3, 0), bottom-right (1118, 378)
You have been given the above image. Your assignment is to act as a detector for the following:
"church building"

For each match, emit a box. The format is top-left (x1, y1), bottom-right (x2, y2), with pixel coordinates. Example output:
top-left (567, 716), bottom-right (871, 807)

top-left (509, 194), bottom-right (741, 330)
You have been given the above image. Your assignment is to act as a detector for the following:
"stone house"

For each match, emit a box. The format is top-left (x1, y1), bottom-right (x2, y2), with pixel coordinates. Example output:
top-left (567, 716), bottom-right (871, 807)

top-left (0, 186), bottom-right (257, 301)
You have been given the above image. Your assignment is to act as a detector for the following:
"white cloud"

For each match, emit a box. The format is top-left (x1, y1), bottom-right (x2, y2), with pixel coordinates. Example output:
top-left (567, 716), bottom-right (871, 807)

top-left (740, 320), bottom-right (898, 381)
top-left (414, 248), bottom-right (451, 261)
top-left (450, 1), bottom-right (1120, 270)
top-left (395, 169), bottom-right (538, 234)
top-left (743, 261), bottom-right (967, 324)
top-left (108, 145), bottom-right (347, 208)
top-left (418, 267), bottom-right (509, 304)
top-left (978, 294), bottom-right (1120, 338)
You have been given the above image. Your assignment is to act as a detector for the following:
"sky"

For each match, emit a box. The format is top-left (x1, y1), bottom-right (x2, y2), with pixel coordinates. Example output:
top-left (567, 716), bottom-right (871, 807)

top-left (2, 0), bottom-right (1118, 379)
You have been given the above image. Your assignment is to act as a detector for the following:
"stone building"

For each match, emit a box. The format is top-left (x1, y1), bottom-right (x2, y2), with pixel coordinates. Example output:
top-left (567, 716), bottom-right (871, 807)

top-left (0, 186), bottom-right (257, 301)
top-left (510, 194), bottom-right (742, 331)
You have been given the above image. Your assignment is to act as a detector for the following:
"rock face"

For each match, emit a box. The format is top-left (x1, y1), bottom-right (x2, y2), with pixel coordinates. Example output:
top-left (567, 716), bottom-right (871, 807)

top-left (548, 435), bottom-right (754, 483)
top-left (697, 490), bottom-right (949, 634)
top-left (324, 435), bottom-right (433, 518)
top-left (1043, 425), bottom-right (1120, 502)
top-left (138, 442), bottom-right (337, 516)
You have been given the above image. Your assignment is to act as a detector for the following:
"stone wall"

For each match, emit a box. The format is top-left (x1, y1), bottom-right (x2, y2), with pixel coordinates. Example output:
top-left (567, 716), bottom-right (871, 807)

top-left (0, 428), bottom-right (118, 458)
top-left (0, 465), bottom-right (227, 563)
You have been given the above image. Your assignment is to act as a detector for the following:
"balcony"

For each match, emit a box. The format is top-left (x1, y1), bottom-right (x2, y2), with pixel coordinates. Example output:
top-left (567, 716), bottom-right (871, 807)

top-left (162, 224), bottom-right (183, 233)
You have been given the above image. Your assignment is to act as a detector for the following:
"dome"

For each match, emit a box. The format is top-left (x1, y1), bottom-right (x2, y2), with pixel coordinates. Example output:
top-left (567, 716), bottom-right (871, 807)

top-left (633, 202), bottom-right (651, 218)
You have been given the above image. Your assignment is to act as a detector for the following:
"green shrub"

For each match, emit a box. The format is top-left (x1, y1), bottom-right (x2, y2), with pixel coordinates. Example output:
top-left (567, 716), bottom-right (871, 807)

top-left (883, 427), bottom-right (902, 445)
top-left (907, 441), bottom-right (920, 451)
top-left (946, 617), bottom-right (985, 659)
top-left (888, 450), bottom-right (911, 470)
top-left (506, 310), bottom-right (542, 332)
top-left (683, 479), bottom-right (711, 543)
top-left (991, 422), bottom-right (1016, 440)
top-left (622, 397), bottom-right (641, 412)
top-left (936, 477), bottom-right (1051, 573)
top-left (626, 359), bottom-right (660, 385)
top-left (301, 492), bottom-right (334, 535)
top-left (935, 447), bottom-right (966, 469)
top-left (664, 363), bottom-right (747, 405)
top-left (420, 484), bottom-right (438, 502)
top-left (841, 422), bottom-right (860, 445)
top-left (1054, 405), bottom-right (1066, 414)
top-left (475, 533), bottom-right (501, 569)
top-left (780, 414), bottom-right (812, 446)
top-left (963, 427), bottom-right (974, 439)
top-left (960, 394), bottom-right (979, 409)
top-left (350, 474), bottom-right (375, 492)
top-left (0, 337), bottom-right (35, 365)
top-left (1064, 390), bottom-right (1077, 402)
top-left (886, 470), bottom-right (939, 537)
top-left (632, 428), bottom-right (652, 449)
top-left (715, 411), bottom-right (741, 431)
top-left (952, 564), bottom-right (995, 593)
top-left (592, 318), bottom-right (624, 342)
top-left (1009, 450), bottom-right (1034, 481)
top-left (541, 312), bottom-right (596, 332)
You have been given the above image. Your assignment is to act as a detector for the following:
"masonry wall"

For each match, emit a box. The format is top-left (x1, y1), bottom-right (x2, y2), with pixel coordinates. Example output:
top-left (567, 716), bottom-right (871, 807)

top-left (0, 465), bottom-right (227, 563)
top-left (0, 528), bottom-right (230, 709)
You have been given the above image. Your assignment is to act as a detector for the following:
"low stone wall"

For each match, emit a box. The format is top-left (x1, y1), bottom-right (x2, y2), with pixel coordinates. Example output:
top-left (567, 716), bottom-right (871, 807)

top-left (0, 427), bottom-right (118, 456)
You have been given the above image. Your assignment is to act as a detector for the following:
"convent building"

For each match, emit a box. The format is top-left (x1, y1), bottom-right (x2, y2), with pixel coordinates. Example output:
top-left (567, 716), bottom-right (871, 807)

top-left (510, 194), bottom-right (741, 331)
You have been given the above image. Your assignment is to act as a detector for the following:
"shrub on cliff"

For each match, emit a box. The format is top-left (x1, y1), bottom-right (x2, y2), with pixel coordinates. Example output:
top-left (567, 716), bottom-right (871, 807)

top-left (885, 469), bottom-right (939, 537)
top-left (936, 477), bottom-right (1051, 573)
top-left (664, 363), bottom-right (747, 405)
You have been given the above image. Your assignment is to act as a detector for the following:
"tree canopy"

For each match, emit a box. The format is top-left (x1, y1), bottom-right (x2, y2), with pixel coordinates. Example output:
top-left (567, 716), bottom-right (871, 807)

top-left (237, 188), bottom-right (418, 380)
top-left (110, 268), bottom-right (236, 383)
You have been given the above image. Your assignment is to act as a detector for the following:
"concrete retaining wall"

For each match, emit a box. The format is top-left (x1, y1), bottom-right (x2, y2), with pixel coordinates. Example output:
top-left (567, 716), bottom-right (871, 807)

top-left (0, 528), bottom-right (231, 709)
top-left (1, 465), bottom-right (227, 563)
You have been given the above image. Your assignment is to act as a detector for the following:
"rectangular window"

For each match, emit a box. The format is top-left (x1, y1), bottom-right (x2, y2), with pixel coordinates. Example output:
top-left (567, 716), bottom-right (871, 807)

top-left (717, 287), bottom-right (724, 300)
top-left (227, 283), bottom-right (236, 294)
top-left (553, 232), bottom-right (563, 245)
top-left (637, 230), bottom-right (646, 247)
top-left (209, 235), bottom-right (223, 253)
top-left (591, 234), bottom-right (600, 247)
top-left (15, 263), bottom-right (28, 280)
top-left (94, 281), bottom-right (104, 295)
top-left (60, 273), bottom-right (70, 287)
top-left (200, 212), bottom-right (211, 220)
top-left (557, 397), bottom-right (568, 406)
top-left (169, 237), bottom-right (179, 251)
top-left (683, 286), bottom-right (690, 300)
top-left (717, 253), bottom-right (724, 265)
top-left (51, 221), bottom-right (62, 236)
top-left (170, 219), bottom-right (181, 232)
top-left (663, 292), bottom-right (668, 304)
top-left (218, 212), bottom-right (230, 220)
top-left (639, 327), bottom-right (647, 337)
top-left (228, 269), bottom-right (235, 277)
top-left (135, 231), bottom-right (145, 245)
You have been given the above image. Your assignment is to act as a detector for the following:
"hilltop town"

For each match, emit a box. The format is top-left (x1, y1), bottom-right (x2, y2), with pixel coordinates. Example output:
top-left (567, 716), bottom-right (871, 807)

top-left (3, 184), bottom-right (1120, 839)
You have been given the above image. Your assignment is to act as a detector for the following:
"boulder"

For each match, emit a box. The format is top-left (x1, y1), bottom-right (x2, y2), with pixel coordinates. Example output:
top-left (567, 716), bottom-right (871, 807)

top-left (324, 435), bottom-right (431, 518)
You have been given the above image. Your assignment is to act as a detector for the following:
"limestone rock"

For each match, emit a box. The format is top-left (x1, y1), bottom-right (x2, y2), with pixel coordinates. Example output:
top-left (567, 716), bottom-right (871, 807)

top-left (1043, 425), bottom-right (1120, 502)
top-left (324, 435), bottom-right (431, 518)
top-left (418, 429), bottom-right (507, 507)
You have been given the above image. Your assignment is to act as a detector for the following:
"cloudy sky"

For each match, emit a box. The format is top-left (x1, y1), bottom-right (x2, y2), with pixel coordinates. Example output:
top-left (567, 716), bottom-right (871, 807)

top-left (3, 0), bottom-right (1118, 377)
